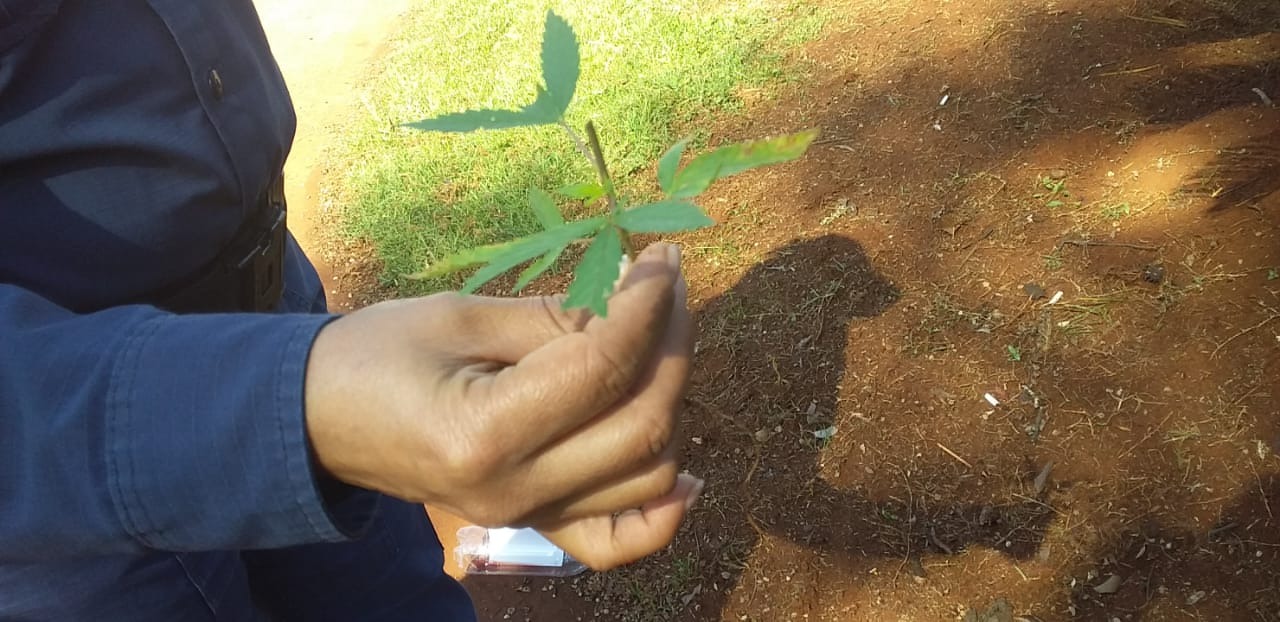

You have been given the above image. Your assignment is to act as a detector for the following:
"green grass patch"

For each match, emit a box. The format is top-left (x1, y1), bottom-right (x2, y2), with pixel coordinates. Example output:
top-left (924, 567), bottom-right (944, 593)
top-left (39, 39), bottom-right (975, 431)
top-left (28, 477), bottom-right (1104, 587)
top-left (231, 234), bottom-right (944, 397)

top-left (332, 0), bottom-right (826, 294)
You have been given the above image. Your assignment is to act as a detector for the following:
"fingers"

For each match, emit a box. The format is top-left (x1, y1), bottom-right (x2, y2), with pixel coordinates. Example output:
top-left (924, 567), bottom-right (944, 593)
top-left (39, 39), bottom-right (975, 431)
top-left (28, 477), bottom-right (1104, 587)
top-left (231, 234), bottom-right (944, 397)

top-left (520, 444), bottom-right (681, 525)
top-left (470, 244), bottom-right (683, 452)
top-left (536, 474), bottom-right (705, 570)
top-left (511, 271), bottom-right (692, 508)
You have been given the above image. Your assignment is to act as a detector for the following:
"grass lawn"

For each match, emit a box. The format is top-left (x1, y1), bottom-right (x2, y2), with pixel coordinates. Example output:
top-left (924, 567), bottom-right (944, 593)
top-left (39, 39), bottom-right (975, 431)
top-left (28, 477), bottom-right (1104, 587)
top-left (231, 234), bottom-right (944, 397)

top-left (331, 0), bottom-right (825, 294)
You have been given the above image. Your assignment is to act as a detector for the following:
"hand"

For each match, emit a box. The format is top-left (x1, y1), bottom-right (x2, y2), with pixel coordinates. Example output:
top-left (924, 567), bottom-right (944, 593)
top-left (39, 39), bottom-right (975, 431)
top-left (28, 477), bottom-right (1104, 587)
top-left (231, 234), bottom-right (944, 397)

top-left (304, 243), bottom-right (702, 569)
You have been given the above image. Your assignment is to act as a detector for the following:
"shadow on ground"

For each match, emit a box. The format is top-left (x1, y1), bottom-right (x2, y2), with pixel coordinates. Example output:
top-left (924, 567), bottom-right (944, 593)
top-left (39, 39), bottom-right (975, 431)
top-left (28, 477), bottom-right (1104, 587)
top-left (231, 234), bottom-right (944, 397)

top-left (455, 1), bottom-right (1280, 619)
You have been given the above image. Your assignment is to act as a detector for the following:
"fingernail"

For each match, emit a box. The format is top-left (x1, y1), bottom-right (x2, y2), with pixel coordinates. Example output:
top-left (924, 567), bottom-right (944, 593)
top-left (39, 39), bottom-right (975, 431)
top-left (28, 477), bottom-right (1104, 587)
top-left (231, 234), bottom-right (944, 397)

top-left (666, 244), bottom-right (682, 270)
top-left (683, 478), bottom-right (705, 512)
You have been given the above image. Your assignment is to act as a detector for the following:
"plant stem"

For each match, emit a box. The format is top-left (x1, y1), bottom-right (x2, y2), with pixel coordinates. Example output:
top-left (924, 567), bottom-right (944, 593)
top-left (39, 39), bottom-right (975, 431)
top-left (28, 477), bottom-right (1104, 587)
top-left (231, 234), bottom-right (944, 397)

top-left (557, 121), bottom-right (594, 164)
top-left (582, 120), bottom-right (636, 260)
top-left (584, 121), bottom-right (619, 214)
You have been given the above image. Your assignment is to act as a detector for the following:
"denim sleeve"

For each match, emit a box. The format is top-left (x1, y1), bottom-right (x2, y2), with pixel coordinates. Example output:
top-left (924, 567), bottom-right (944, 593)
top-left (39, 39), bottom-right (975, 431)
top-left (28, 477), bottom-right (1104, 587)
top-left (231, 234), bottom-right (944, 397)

top-left (0, 284), bottom-right (367, 561)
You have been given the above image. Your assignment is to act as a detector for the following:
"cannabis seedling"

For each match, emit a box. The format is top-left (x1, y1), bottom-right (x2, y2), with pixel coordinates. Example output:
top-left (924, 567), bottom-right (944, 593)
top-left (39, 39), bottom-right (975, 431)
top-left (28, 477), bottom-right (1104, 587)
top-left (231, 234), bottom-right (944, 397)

top-left (405, 10), bottom-right (815, 316)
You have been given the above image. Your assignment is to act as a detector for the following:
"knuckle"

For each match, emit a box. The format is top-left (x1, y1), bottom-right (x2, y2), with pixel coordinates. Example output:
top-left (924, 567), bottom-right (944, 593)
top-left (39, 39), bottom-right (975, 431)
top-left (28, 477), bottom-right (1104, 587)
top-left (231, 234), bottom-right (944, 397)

top-left (439, 435), bottom-right (499, 487)
top-left (641, 461), bottom-right (680, 500)
top-left (641, 409), bottom-right (677, 461)
top-left (536, 295), bottom-right (582, 332)
top-left (589, 344), bottom-right (637, 403)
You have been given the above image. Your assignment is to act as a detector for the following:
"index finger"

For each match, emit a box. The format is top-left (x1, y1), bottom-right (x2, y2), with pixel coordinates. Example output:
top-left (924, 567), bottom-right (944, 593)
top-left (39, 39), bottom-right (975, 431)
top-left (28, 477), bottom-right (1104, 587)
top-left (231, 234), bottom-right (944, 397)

top-left (468, 243), bottom-right (682, 453)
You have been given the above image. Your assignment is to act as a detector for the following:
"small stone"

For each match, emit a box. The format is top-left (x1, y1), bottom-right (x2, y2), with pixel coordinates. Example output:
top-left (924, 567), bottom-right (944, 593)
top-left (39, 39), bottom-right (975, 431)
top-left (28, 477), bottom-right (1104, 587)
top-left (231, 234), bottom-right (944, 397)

top-left (1049, 169), bottom-right (1068, 180)
top-left (1023, 283), bottom-right (1047, 299)
top-left (1142, 264), bottom-right (1165, 283)
top-left (978, 505), bottom-right (995, 525)
top-left (1094, 574), bottom-right (1123, 594)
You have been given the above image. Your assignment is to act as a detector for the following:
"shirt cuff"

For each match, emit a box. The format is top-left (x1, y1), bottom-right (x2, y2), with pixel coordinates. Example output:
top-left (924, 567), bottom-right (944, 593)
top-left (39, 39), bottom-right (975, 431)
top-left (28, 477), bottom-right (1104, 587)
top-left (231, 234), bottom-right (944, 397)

top-left (105, 311), bottom-right (375, 551)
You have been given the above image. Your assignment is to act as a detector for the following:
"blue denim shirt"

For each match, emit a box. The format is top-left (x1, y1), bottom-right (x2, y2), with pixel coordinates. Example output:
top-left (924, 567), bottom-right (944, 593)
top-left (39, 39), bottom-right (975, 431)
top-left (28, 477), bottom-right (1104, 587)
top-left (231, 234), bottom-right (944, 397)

top-left (0, 1), bottom-right (474, 618)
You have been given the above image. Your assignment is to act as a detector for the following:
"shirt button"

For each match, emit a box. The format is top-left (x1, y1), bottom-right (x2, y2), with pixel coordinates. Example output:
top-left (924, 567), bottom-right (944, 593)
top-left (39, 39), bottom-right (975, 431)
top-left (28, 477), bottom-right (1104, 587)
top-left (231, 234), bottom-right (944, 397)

top-left (208, 68), bottom-right (225, 101)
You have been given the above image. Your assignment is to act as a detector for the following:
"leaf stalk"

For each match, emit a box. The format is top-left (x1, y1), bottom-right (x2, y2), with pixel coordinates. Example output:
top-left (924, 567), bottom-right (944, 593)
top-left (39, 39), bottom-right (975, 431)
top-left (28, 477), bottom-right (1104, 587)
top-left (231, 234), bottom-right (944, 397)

top-left (583, 120), bottom-right (635, 260)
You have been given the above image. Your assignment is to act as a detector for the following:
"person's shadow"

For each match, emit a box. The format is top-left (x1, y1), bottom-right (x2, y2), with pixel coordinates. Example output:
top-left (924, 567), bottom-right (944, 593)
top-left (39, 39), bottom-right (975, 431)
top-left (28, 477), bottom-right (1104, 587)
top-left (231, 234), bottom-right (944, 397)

top-left (454, 235), bottom-right (1058, 620)
top-left (678, 234), bottom-right (1057, 619)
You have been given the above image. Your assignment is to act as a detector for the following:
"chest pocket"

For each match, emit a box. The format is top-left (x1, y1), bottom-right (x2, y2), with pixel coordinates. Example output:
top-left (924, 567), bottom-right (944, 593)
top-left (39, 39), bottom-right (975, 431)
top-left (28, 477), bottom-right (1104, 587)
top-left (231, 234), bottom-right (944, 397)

top-left (0, 0), bottom-right (61, 54)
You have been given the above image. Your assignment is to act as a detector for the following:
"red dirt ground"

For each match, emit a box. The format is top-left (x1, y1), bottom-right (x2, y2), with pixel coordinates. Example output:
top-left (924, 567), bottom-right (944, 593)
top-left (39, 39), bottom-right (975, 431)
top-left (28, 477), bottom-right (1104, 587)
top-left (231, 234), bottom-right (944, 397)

top-left (328, 0), bottom-right (1280, 619)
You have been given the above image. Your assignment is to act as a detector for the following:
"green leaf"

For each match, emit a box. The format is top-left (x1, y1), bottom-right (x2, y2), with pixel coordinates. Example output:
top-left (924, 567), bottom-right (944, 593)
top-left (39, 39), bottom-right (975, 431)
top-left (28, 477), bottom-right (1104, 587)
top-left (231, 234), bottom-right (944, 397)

top-left (565, 227), bottom-right (622, 316)
top-left (528, 188), bottom-right (563, 229)
top-left (407, 216), bottom-right (603, 281)
top-left (512, 244), bottom-right (568, 293)
top-left (656, 138), bottom-right (690, 193)
top-left (459, 217), bottom-right (605, 293)
top-left (404, 241), bottom-right (514, 280)
top-left (540, 10), bottom-right (580, 119)
top-left (668, 129), bottom-right (819, 199)
top-left (616, 200), bottom-right (714, 234)
top-left (557, 181), bottom-right (606, 202)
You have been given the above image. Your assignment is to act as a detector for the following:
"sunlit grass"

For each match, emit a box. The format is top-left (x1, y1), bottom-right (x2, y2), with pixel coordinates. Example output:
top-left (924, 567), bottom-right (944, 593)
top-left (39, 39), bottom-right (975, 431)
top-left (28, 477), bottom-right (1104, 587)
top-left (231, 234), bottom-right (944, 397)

top-left (332, 0), bottom-right (826, 293)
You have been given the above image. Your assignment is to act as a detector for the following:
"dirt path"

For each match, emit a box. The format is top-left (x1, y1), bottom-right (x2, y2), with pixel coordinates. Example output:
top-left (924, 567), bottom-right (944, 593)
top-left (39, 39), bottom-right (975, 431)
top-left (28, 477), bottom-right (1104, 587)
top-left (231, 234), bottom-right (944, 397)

top-left (256, 0), bottom-right (416, 311)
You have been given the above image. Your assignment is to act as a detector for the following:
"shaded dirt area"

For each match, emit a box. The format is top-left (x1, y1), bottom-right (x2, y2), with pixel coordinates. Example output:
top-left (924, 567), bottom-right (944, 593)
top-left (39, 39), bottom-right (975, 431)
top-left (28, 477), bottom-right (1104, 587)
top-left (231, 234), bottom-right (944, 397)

top-left (331, 0), bottom-right (1280, 619)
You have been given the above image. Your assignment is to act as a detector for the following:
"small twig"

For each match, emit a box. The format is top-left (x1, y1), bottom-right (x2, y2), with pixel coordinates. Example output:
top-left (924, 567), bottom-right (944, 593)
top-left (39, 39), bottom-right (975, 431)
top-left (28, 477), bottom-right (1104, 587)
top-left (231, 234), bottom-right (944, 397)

top-left (953, 227), bottom-right (994, 272)
top-left (1058, 239), bottom-right (1159, 252)
top-left (960, 226), bottom-right (995, 250)
top-left (1118, 413), bottom-right (1173, 460)
top-left (1011, 564), bottom-right (1031, 582)
top-left (1207, 522), bottom-right (1238, 540)
top-left (936, 442), bottom-right (974, 469)
top-left (1010, 492), bottom-right (1065, 516)
top-left (928, 525), bottom-right (954, 555)
top-left (1249, 458), bottom-right (1274, 521)
top-left (813, 135), bottom-right (854, 146)
top-left (1125, 14), bottom-right (1189, 28)
top-left (740, 445), bottom-right (768, 541)
top-left (1098, 64), bottom-right (1161, 77)
top-left (1210, 313), bottom-right (1280, 359)
top-left (1252, 88), bottom-right (1275, 108)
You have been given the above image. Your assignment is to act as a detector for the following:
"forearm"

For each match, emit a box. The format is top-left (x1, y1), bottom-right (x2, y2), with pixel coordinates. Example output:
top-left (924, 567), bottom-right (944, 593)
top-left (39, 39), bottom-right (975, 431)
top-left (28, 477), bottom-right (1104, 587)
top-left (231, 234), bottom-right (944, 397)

top-left (0, 284), bottom-right (365, 561)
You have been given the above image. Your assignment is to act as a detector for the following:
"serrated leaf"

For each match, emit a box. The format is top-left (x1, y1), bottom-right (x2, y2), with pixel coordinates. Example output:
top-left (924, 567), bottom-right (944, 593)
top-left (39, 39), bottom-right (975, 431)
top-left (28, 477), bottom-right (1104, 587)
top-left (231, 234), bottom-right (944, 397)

top-left (528, 187), bottom-right (563, 229)
top-left (540, 10), bottom-right (579, 118)
top-left (616, 200), bottom-right (714, 233)
top-left (557, 181), bottom-right (606, 202)
top-left (565, 227), bottom-right (622, 316)
top-left (405, 241), bottom-right (514, 280)
top-left (656, 138), bottom-right (690, 193)
top-left (512, 244), bottom-right (568, 293)
top-left (408, 216), bottom-right (603, 282)
top-left (668, 129), bottom-right (819, 199)
top-left (460, 217), bottom-right (605, 293)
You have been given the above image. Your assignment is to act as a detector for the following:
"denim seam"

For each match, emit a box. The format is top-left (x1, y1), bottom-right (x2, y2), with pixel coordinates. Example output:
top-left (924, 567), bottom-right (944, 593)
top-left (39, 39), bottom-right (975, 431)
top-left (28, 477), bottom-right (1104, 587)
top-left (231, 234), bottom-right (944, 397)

top-left (173, 553), bottom-right (219, 617)
top-left (106, 317), bottom-right (163, 548)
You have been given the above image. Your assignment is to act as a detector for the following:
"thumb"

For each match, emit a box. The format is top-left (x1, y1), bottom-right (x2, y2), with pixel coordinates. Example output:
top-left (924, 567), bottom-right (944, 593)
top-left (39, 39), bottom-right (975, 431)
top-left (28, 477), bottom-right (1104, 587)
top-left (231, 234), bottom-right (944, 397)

top-left (535, 474), bottom-right (704, 570)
